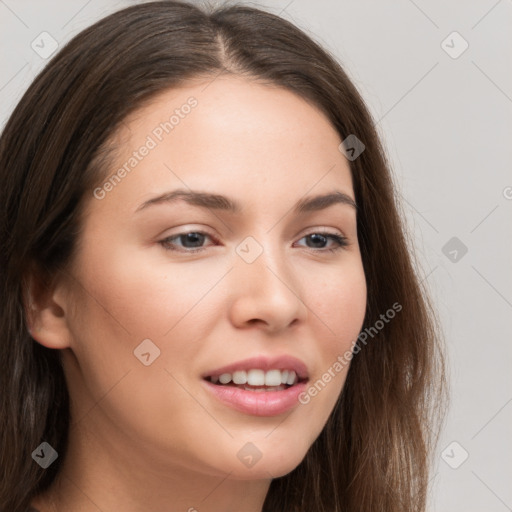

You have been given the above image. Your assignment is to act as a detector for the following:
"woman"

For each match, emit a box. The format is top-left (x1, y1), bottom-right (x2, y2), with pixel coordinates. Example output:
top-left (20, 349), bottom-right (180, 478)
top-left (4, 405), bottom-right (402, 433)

top-left (0, 1), bottom-right (447, 511)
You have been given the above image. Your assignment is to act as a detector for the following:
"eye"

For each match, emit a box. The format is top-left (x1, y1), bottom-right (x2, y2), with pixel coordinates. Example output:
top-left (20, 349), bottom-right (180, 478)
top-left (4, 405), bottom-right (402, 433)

top-left (159, 229), bottom-right (349, 254)
top-left (295, 231), bottom-right (349, 253)
top-left (159, 231), bottom-right (215, 253)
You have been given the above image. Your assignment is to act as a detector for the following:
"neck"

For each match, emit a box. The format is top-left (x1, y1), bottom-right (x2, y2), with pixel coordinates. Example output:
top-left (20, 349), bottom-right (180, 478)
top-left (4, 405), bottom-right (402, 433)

top-left (32, 420), bottom-right (271, 512)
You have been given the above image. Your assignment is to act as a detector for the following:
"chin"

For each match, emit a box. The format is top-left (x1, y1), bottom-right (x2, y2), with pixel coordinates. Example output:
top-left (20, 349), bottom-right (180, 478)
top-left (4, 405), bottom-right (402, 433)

top-left (221, 450), bottom-right (308, 480)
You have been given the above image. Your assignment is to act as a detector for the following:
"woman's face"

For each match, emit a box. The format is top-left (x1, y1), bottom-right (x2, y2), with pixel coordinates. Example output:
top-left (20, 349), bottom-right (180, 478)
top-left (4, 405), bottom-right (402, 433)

top-left (58, 75), bottom-right (367, 480)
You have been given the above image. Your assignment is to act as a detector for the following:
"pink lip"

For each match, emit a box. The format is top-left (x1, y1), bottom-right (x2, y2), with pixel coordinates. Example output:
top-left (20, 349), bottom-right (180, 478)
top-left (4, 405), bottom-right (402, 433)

top-left (201, 355), bottom-right (309, 380)
top-left (202, 379), bottom-right (308, 416)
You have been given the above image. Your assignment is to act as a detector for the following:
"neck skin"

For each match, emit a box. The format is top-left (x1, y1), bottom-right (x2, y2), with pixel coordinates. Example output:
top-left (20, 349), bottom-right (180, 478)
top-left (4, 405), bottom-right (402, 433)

top-left (31, 352), bottom-right (271, 512)
top-left (31, 421), bottom-right (271, 512)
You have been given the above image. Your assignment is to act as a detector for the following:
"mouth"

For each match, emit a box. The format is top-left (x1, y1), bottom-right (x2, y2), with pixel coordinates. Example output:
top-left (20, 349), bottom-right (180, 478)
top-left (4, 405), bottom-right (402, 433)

top-left (201, 355), bottom-right (310, 416)
top-left (204, 368), bottom-right (308, 392)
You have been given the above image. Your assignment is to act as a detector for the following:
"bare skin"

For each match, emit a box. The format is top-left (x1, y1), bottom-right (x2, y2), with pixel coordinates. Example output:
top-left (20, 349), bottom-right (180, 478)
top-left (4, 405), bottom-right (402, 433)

top-left (28, 75), bottom-right (367, 512)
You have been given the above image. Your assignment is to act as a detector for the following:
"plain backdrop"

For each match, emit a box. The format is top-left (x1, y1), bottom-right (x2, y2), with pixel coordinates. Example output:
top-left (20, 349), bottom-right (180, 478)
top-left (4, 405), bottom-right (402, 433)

top-left (1, 1), bottom-right (511, 510)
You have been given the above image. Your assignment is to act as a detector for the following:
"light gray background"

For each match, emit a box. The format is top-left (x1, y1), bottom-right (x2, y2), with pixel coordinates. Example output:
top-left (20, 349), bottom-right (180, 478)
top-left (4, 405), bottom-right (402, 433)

top-left (1, 1), bottom-right (511, 510)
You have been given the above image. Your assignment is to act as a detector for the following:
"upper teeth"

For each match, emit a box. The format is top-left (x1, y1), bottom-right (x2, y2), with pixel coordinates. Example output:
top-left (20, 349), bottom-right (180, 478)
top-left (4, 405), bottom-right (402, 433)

top-left (212, 369), bottom-right (297, 386)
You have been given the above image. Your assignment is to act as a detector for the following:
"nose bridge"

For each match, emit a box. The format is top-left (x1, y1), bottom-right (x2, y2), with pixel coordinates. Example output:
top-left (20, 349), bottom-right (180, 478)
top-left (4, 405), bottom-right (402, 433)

top-left (235, 232), bottom-right (289, 288)
top-left (230, 231), bottom-right (306, 328)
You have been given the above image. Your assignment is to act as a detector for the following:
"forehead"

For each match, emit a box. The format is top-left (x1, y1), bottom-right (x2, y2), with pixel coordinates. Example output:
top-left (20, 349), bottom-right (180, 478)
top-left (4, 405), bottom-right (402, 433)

top-left (87, 75), bottom-right (354, 217)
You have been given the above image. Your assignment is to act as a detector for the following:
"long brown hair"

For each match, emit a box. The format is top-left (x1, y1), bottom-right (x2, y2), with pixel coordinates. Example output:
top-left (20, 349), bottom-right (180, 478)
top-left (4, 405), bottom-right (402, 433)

top-left (0, 2), bottom-right (448, 511)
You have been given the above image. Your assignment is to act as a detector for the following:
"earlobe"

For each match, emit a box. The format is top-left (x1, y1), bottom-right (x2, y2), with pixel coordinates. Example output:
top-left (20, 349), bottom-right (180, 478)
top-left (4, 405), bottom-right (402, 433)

top-left (23, 266), bottom-right (73, 350)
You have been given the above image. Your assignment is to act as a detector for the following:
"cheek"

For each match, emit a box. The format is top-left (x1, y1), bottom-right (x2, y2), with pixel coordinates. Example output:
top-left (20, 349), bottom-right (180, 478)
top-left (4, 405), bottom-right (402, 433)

top-left (301, 262), bottom-right (366, 405)
top-left (307, 261), bottom-right (367, 345)
top-left (64, 252), bottom-right (215, 452)
top-left (71, 241), bottom-right (217, 338)
top-left (66, 246), bottom-right (223, 398)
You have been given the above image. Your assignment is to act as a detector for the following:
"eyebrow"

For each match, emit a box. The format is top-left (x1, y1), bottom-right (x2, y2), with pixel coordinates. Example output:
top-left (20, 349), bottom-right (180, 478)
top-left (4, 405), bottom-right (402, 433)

top-left (135, 188), bottom-right (357, 215)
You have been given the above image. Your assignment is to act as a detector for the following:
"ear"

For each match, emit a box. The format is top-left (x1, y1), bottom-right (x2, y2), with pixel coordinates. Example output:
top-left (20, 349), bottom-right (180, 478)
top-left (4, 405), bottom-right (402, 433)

top-left (23, 263), bottom-right (73, 350)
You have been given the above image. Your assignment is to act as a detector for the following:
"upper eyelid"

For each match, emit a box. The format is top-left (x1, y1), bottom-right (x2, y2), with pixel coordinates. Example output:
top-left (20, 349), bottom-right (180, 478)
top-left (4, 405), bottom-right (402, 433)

top-left (161, 227), bottom-right (346, 240)
top-left (160, 228), bottom-right (348, 248)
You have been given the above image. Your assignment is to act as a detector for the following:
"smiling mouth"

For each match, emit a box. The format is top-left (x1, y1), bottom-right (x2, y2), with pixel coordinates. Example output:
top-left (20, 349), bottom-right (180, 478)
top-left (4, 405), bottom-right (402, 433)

top-left (202, 366), bottom-right (310, 416)
top-left (204, 368), bottom-right (308, 392)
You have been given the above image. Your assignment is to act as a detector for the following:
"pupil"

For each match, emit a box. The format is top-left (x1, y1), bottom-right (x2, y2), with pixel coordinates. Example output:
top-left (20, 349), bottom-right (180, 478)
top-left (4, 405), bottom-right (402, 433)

top-left (309, 233), bottom-right (326, 248)
top-left (182, 233), bottom-right (203, 247)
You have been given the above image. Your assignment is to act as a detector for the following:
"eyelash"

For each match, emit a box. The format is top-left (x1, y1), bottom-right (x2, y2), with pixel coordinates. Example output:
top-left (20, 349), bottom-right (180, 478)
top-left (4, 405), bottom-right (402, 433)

top-left (159, 230), bottom-right (349, 254)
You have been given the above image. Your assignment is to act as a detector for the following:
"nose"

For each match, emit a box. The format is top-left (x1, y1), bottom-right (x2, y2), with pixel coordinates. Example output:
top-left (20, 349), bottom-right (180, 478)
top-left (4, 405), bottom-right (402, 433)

top-left (228, 238), bottom-right (308, 333)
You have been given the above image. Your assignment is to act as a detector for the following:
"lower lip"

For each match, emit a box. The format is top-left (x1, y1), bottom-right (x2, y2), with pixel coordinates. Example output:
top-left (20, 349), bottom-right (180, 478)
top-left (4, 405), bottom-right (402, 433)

top-left (202, 380), bottom-right (308, 417)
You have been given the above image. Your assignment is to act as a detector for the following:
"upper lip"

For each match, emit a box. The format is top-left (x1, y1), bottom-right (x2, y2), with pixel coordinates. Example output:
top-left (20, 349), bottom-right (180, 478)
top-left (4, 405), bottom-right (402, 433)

top-left (202, 355), bottom-right (309, 380)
